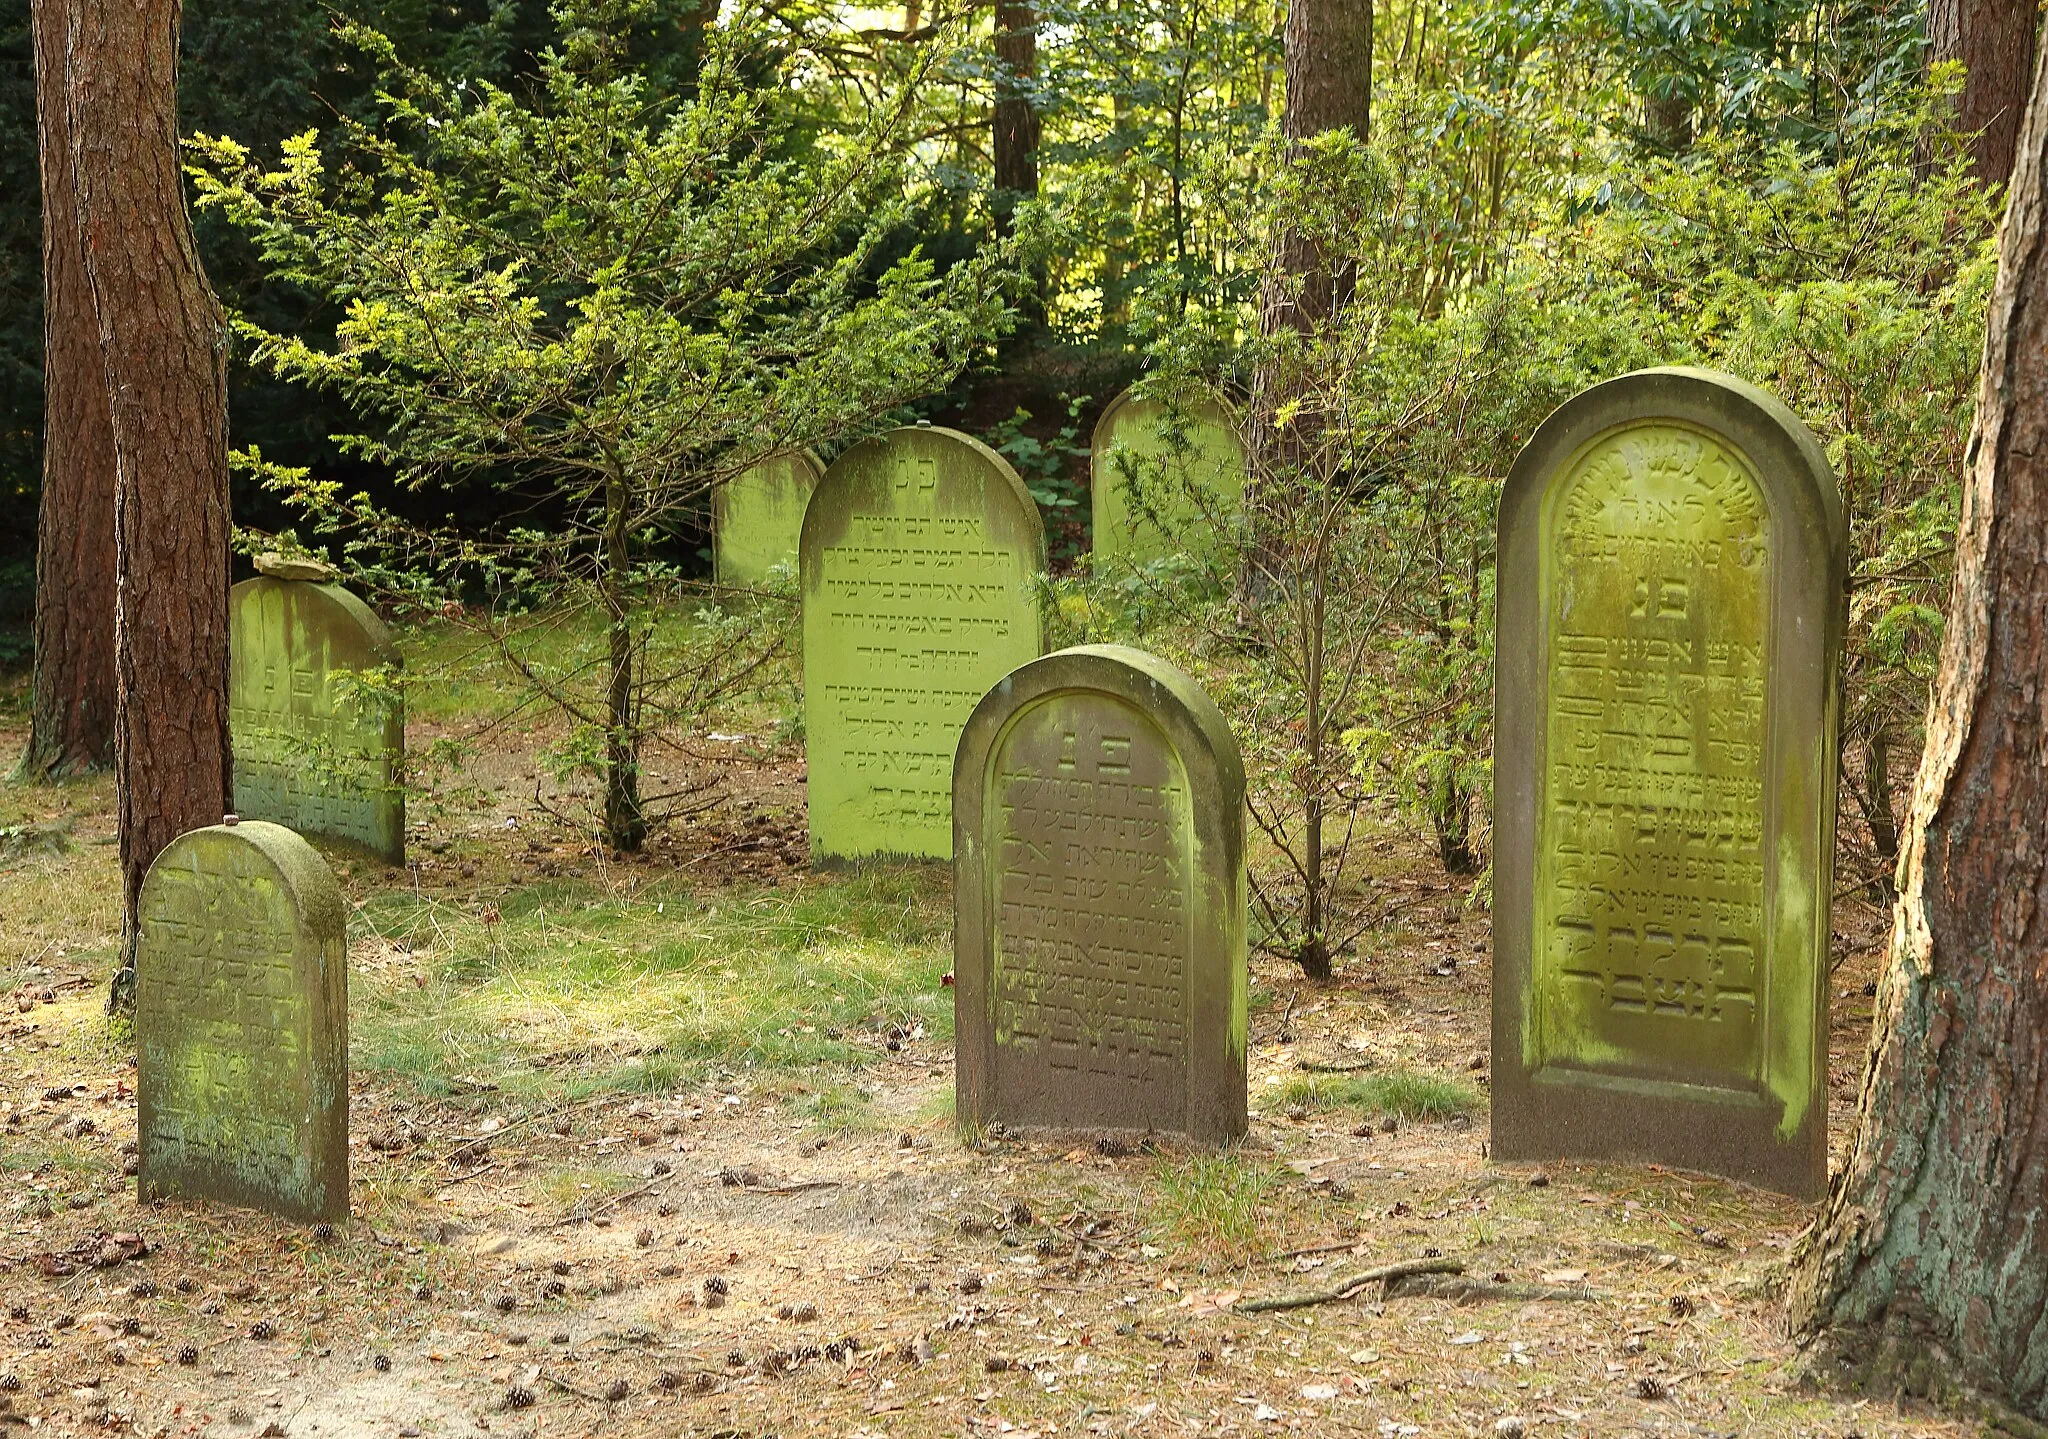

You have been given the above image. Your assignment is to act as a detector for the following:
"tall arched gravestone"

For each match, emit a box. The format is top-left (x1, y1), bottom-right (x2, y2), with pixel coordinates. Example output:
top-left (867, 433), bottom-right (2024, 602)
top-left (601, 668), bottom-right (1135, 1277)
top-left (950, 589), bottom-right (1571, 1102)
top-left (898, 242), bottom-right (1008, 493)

top-left (230, 573), bottom-right (405, 864)
top-left (137, 821), bottom-right (349, 1222)
top-left (1091, 388), bottom-right (1245, 566)
top-left (954, 645), bottom-right (1247, 1143)
top-left (714, 450), bottom-right (826, 590)
top-left (802, 426), bottom-right (1046, 863)
top-left (1492, 367), bottom-right (1844, 1199)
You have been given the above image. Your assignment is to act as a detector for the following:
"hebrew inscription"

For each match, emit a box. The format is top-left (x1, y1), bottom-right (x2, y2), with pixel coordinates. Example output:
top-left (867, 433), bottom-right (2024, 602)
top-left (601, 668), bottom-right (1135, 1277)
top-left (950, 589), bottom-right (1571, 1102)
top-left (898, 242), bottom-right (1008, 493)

top-left (231, 577), bottom-right (405, 863)
top-left (803, 429), bottom-right (1045, 862)
top-left (137, 822), bottom-right (349, 1222)
top-left (992, 694), bottom-right (1190, 1122)
top-left (955, 644), bottom-right (1248, 1143)
top-left (1535, 425), bottom-right (1768, 1090)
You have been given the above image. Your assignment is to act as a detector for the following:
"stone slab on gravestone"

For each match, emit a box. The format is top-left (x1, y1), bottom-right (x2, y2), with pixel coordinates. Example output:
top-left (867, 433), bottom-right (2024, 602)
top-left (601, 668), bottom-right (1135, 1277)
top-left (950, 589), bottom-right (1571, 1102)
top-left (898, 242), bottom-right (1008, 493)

top-left (137, 820), bottom-right (349, 1222)
top-left (954, 644), bottom-right (1247, 1143)
top-left (714, 450), bottom-right (827, 590)
top-left (802, 425), bottom-right (1047, 863)
top-left (230, 576), bottom-right (405, 864)
top-left (1091, 388), bottom-right (1246, 567)
top-left (1492, 367), bottom-right (1845, 1199)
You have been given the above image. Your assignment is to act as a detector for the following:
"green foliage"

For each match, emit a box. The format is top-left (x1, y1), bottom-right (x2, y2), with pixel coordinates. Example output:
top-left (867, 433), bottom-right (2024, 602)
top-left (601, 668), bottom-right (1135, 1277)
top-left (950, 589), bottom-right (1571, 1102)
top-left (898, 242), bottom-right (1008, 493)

top-left (193, 0), bottom-right (1039, 845)
top-left (1575, 89), bottom-right (1997, 876)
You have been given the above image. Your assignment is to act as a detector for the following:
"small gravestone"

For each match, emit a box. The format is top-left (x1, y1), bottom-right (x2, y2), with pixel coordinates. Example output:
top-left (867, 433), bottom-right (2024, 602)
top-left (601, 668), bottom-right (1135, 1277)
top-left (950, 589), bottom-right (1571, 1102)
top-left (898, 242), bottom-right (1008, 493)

top-left (230, 572), bottom-right (405, 864)
top-left (714, 450), bottom-right (827, 590)
top-left (954, 644), bottom-right (1247, 1142)
top-left (1492, 367), bottom-right (1844, 1198)
top-left (137, 820), bottom-right (349, 1221)
top-left (802, 425), bottom-right (1046, 863)
top-left (1091, 388), bottom-right (1245, 566)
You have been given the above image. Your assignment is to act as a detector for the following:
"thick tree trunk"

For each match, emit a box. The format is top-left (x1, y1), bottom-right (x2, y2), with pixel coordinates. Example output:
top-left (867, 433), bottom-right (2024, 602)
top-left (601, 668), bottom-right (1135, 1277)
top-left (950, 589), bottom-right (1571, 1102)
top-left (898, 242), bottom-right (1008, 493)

top-left (1787, 41), bottom-right (2048, 1418)
top-left (992, 1), bottom-right (1038, 204)
top-left (1928, 0), bottom-right (2037, 186)
top-left (1246, 0), bottom-right (1374, 590)
top-left (16, 0), bottom-right (116, 782)
top-left (1266, 0), bottom-right (1372, 335)
top-left (64, 0), bottom-right (232, 970)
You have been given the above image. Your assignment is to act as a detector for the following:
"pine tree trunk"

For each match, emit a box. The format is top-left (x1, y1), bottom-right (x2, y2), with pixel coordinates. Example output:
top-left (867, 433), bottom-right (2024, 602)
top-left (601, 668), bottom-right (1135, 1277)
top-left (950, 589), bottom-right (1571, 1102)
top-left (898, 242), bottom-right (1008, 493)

top-left (1928, 0), bottom-right (2037, 186)
top-left (1266, 0), bottom-right (1372, 335)
top-left (1787, 42), bottom-right (2048, 1417)
top-left (992, 2), bottom-right (1039, 206)
top-left (63, 0), bottom-right (232, 967)
top-left (16, 0), bottom-right (116, 782)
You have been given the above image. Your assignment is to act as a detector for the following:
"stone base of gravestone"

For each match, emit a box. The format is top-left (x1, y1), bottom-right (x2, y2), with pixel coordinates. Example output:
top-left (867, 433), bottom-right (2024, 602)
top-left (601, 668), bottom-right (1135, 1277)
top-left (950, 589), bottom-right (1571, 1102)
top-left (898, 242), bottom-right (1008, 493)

top-left (954, 644), bottom-right (1247, 1144)
top-left (230, 576), bottom-right (406, 865)
top-left (137, 821), bottom-right (349, 1222)
top-left (1491, 367), bottom-right (1844, 1200)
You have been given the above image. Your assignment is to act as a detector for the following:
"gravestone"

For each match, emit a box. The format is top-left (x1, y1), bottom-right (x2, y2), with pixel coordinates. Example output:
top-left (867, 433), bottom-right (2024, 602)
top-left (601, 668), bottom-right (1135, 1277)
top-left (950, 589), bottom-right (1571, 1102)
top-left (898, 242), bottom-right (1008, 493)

top-left (1091, 388), bottom-right (1245, 566)
top-left (1492, 367), bottom-right (1844, 1198)
top-left (230, 571), bottom-right (405, 864)
top-left (954, 644), bottom-right (1247, 1143)
top-left (137, 820), bottom-right (349, 1222)
top-left (714, 450), bottom-right (827, 590)
top-left (802, 425), bottom-right (1046, 863)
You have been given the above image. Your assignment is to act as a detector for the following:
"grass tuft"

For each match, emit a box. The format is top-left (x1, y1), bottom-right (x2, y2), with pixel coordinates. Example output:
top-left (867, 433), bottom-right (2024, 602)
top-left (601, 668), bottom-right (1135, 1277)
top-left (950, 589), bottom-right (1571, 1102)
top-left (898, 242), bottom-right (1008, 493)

top-left (1267, 1067), bottom-right (1479, 1122)
top-left (1152, 1152), bottom-right (1281, 1266)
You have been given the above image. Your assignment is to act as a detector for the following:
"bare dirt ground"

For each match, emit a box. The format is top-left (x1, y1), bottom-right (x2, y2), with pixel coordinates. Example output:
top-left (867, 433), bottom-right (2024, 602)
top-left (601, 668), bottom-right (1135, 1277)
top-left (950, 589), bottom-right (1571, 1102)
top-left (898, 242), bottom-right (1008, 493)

top-left (0, 696), bottom-right (1959, 1439)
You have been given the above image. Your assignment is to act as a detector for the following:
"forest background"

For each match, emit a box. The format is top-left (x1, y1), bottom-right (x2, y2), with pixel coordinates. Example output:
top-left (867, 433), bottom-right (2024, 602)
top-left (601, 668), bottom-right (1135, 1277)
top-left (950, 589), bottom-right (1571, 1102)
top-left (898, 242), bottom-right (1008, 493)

top-left (0, 0), bottom-right (2005, 918)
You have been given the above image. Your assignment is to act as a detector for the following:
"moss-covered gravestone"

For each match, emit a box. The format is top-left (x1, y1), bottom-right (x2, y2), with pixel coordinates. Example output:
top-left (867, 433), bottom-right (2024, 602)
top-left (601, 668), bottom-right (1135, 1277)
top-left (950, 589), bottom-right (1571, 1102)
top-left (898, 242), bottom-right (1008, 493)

top-left (714, 450), bottom-right (826, 590)
top-left (1492, 368), bottom-right (1844, 1198)
top-left (954, 645), bottom-right (1247, 1142)
top-left (802, 425), bottom-right (1046, 863)
top-left (137, 821), bottom-right (349, 1222)
top-left (230, 565), bottom-right (404, 864)
top-left (1090, 388), bottom-right (1245, 566)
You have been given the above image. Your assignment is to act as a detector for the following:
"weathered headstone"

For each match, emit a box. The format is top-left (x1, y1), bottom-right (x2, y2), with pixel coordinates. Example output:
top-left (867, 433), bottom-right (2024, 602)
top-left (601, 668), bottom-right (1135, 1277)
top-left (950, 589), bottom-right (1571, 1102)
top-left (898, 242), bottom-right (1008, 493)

top-left (1090, 388), bottom-right (1245, 566)
top-left (714, 450), bottom-right (827, 590)
top-left (137, 820), bottom-right (349, 1222)
top-left (954, 644), bottom-right (1247, 1143)
top-left (802, 425), bottom-right (1046, 863)
top-left (1492, 367), bottom-right (1844, 1198)
top-left (230, 575), bottom-right (405, 864)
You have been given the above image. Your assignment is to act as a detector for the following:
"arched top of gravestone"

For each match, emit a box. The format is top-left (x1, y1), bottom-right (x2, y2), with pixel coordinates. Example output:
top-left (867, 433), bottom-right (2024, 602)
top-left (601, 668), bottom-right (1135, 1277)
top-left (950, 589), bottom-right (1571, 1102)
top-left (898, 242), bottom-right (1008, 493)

top-left (1497, 367), bottom-right (1844, 579)
top-left (143, 820), bottom-right (347, 937)
top-left (230, 576), bottom-right (402, 669)
top-left (1090, 387), bottom-right (1245, 564)
top-left (713, 449), bottom-right (827, 589)
top-left (954, 643), bottom-right (1244, 822)
top-left (1089, 385), bottom-right (1241, 460)
top-left (800, 425), bottom-right (1046, 569)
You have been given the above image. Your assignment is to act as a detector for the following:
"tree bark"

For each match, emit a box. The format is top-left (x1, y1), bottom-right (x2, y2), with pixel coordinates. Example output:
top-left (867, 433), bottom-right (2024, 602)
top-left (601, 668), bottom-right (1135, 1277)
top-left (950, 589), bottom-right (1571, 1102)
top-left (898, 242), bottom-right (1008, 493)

top-left (1928, 0), bottom-right (2037, 187)
top-left (1266, 0), bottom-right (1372, 335)
top-left (16, 0), bottom-right (116, 782)
top-left (1787, 40), bottom-right (2048, 1417)
top-left (64, 0), bottom-right (232, 969)
top-left (991, 2), bottom-right (1039, 227)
